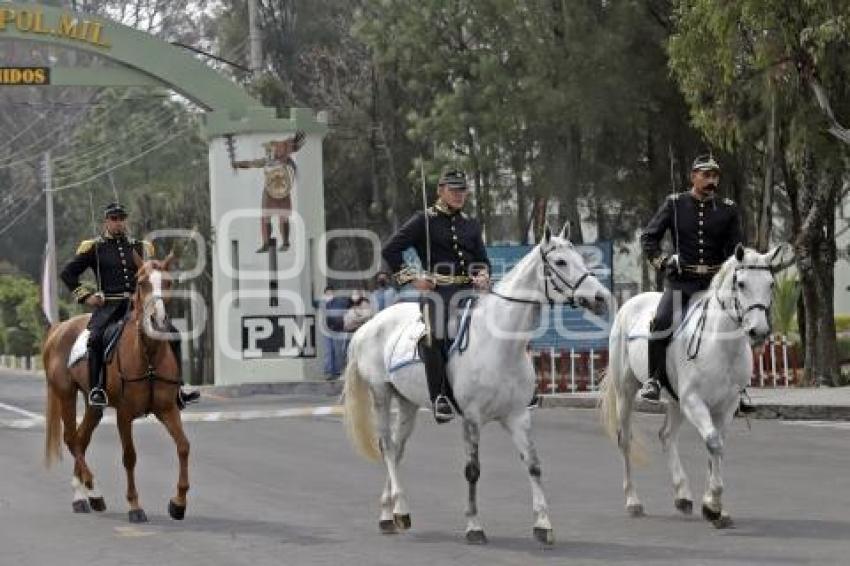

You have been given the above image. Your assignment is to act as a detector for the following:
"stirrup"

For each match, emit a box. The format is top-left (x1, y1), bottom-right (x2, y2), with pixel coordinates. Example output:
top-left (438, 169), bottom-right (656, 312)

top-left (433, 394), bottom-right (455, 423)
top-left (638, 379), bottom-right (661, 403)
top-left (177, 389), bottom-right (200, 410)
top-left (737, 389), bottom-right (756, 415)
top-left (88, 388), bottom-right (108, 408)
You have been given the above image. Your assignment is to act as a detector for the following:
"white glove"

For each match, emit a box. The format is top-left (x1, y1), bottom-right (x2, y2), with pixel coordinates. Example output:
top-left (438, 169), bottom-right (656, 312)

top-left (665, 254), bottom-right (681, 273)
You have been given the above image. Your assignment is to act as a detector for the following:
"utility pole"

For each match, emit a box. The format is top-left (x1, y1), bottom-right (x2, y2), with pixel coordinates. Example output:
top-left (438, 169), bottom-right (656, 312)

top-left (248, 0), bottom-right (263, 78)
top-left (43, 151), bottom-right (59, 324)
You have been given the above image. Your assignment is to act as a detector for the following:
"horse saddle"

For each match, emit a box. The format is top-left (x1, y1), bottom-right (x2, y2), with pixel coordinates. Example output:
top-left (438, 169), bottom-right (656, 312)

top-left (67, 320), bottom-right (126, 368)
top-left (385, 299), bottom-right (475, 376)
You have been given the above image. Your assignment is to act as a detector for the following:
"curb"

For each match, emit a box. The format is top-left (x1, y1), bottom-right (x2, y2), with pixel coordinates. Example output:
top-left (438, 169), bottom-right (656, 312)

top-left (538, 394), bottom-right (850, 421)
top-left (198, 380), bottom-right (344, 398)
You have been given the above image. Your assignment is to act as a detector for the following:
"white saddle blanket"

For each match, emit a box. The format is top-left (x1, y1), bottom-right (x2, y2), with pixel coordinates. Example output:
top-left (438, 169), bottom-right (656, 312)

top-left (385, 301), bottom-right (473, 375)
top-left (68, 330), bottom-right (91, 368)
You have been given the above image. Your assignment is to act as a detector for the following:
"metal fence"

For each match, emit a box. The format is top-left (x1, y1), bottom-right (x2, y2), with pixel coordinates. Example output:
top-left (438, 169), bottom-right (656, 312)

top-left (531, 334), bottom-right (801, 393)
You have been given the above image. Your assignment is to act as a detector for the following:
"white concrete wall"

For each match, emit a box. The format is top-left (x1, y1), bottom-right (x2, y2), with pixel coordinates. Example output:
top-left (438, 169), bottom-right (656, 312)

top-left (209, 131), bottom-right (326, 385)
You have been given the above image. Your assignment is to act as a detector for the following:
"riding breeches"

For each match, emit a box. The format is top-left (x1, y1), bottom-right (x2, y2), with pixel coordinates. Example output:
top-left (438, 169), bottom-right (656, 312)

top-left (649, 277), bottom-right (711, 385)
top-left (87, 300), bottom-right (130, 353)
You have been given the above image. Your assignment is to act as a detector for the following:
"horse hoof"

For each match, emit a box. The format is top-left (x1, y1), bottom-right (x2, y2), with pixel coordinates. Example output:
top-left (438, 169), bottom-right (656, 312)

top-left (128, 509), bottom-right (148, 523)
top-left (168, 500), bottom-right (186, 521)
top-left (378, 519), bottom-right (398, 534)
top-left (701, 504), bottom-right (721, 522)
top-left (393, 513), bottom-right (411, 530)
top-left (713, 513), bottom-right (734, 529)
top-left (674, 498), bottom-right (693, 515)
top-left (88, 497), bottom-right (107, 512)
top-left (626, 503), bottom-right (645, 517)
top-left (533, 527), bottom-right (555, 546)
top-left (72, 499), bottom-right (91, 514)
top-left (465, 529), bottom-right (487, 545)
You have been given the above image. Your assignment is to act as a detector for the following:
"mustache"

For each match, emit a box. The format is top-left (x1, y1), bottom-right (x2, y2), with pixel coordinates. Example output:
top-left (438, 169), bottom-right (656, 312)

top-left (704, 183), bottom-right (717, 191)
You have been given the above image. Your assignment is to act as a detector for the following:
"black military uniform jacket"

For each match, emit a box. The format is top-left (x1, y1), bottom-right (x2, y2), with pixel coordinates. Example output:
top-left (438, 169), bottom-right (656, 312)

top-left (640, 191), bottom-right (743, 279)
top-left (382, 203), bottom-right (490, 283)
top-left (60, 235), bottom-right (155, 303)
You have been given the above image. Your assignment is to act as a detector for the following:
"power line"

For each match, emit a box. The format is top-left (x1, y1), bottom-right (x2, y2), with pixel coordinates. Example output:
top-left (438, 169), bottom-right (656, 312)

top-left (50, 125), bottom-right (192, 192)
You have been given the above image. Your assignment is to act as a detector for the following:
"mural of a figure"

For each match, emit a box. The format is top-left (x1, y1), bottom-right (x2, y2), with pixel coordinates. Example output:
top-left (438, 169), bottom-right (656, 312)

top-left (231, 130), bottom-right (305, 253)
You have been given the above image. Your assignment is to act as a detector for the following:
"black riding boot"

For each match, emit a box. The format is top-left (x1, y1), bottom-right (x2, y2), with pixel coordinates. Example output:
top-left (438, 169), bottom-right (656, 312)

top-left (640, 329), bottom-right (669, 403)
top-left (87, 346), bottom-right (108, 407)
top-left (418, 337), bottom-right (454, 423)
top-left (167, 331), bottom-right (200, 410)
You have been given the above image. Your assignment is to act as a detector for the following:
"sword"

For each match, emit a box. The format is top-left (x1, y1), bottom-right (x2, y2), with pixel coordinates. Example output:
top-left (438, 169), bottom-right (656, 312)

top-left (88, 192), bottom-right (104, 302)
top-left (419, 158), bottom-right (432, 346)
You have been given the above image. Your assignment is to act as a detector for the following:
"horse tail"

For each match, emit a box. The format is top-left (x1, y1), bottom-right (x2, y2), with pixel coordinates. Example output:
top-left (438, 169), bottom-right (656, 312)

top-left (342, 343), bottom-right (380, 461)
top-left (598, 314), bottom-right (647, 465)
top-left (44, 385), bottom-right (63, 468)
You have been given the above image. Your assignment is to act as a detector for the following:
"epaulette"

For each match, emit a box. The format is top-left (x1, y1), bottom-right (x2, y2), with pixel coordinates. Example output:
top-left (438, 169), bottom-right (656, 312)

top-left (722, 198), bottom-right (735, 206)
top-left (667, 192), bottom-right (682, 201)
top-left (129, 238), bottom-right (156, 258)
top-left (426, 206), bottom-right (439, 218)
top-left (75, 238), bottom-right (100, 255)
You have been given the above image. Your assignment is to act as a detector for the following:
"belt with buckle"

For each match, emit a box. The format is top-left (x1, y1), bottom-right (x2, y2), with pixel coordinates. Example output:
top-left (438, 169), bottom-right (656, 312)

top-left (682, 264), bottom-right (721, 275)
top-left (103, 292), bottom-right (132, 301)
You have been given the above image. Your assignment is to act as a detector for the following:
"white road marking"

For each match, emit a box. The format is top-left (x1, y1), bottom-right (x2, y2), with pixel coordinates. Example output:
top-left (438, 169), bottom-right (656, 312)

top-left (780, 420), bottom-right (850, 430)
top-left (0, 404), bottom-right (344, 430)
top-left (0, 401), bottom-right (44, 420)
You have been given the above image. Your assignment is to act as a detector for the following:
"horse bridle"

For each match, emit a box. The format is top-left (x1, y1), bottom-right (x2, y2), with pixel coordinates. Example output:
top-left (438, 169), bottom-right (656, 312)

top-left (717, 264), bottom-right (775, 325)
top-left (490, 246), bottom-right (596, 307)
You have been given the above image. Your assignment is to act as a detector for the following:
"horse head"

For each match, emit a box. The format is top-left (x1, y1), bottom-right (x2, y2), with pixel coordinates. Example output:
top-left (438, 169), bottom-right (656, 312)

top-left (538, 224), bottom-right (612, 315)
top-left (132, 250), bottom-right (177, 336)
top-left (722, 243), bottom-right (790, 346)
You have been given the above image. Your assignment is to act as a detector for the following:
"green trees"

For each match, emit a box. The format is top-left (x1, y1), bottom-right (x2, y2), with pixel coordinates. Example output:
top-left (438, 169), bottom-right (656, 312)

top-left (0, 274), bottom-right (45, 356)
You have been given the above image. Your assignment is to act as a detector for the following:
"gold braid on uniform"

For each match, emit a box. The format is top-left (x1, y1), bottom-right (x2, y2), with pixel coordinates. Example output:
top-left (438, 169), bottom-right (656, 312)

top-left (394, 266), bottom-right (471, 286)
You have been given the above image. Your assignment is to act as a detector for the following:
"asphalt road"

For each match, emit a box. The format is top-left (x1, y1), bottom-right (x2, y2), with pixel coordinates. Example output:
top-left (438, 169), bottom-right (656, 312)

top-left (2, 369), bottom-right (849, 566)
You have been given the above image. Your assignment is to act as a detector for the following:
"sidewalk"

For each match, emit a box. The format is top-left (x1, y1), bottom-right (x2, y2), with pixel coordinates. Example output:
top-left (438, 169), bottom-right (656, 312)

top-left (540, 386), bottom-right (850, 421)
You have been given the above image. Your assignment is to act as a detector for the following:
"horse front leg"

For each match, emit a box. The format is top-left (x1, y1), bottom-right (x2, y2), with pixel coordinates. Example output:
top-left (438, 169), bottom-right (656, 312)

top-left (117, 411), bottom-right (146, 523)
top-left (156, 406), bottom-right (191, 520)
top-left (462, 419), bottom-right (486, 544)
top-left (504, 410), bottom-right (554, 545)
top-left (661, 405), bottom-right (693, 515)
top-left (680, 394), bottom-right (732, 528)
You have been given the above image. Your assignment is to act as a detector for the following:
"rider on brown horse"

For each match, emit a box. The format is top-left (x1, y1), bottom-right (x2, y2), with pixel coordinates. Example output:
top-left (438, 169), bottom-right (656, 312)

top-left (59, 202), bottom-right (199, 409)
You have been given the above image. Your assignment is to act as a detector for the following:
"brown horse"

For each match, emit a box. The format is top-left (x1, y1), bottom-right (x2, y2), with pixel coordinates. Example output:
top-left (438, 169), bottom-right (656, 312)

top-left (42, 253), bottom-right (190, 523)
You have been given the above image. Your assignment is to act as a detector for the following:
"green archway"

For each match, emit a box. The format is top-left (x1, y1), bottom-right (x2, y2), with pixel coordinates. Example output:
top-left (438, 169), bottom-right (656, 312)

top-left (0, 2), bottom-right (326, 136)
top-left (1, 2), bottom-right (330, 385)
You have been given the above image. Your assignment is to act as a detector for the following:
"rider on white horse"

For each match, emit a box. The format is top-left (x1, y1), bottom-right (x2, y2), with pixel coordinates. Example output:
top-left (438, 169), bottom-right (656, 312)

top-left (381, 169), bottom-right (490, 423)
top-left (638, 155), bottom-right (754, 413)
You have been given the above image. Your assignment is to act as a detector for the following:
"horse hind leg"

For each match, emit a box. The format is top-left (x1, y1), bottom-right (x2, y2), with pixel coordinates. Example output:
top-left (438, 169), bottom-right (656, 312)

top-left (74, 405), bottom-right (106, 512)
top-left (616, 373), bottom-right (645, 517)
top-left (373, 386), bottom-right (404, 534)
top-left (56, 394), bottom-right (91, 514)
top-left (390, 396), bottom-right (418, 531)
top-left (661, 405), bottom-right (693, 515)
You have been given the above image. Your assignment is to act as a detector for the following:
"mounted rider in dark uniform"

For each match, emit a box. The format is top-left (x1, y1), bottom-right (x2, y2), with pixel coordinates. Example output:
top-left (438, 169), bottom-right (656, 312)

top-left (382, 170), bottom-right (491, 423)
top-left (60, 202), bottom-right (200, 409)
top-left (639, 155), bottom-right (754, 413)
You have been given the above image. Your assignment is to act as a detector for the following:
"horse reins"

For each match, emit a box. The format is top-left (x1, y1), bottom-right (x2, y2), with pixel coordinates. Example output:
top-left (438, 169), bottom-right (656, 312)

top-left (687, 264), bottom-right (775, 360)
top-left (116, 281), bottom-right (183, 415)
top-left (489, 246), bottom-right (596, 307)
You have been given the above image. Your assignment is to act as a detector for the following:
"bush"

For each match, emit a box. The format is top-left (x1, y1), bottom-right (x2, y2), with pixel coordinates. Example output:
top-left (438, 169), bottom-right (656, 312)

top-left (836, 315), bottom-right (850, 334)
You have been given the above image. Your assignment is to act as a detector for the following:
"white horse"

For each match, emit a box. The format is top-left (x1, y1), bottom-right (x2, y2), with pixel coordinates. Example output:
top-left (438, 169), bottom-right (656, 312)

top-left (343, 227), bottom-right (612, 545)
top-left (600, 244), bottom-right (788, 528)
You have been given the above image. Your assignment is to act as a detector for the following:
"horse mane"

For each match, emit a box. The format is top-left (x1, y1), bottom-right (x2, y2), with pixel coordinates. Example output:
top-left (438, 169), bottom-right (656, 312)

top-left (708, 247), bottom-right (764, 291)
